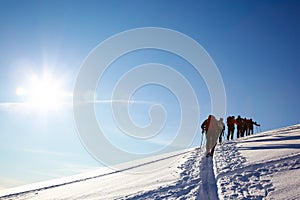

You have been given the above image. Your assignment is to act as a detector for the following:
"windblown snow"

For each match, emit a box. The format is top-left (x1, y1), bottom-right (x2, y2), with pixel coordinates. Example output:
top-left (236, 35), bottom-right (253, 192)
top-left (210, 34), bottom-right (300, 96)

top-left (1, 124), bottom-right (300, 199)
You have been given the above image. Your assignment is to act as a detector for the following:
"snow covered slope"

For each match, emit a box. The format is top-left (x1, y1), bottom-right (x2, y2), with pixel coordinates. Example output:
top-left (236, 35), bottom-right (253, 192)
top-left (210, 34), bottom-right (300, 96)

top-left (215, 124), bottom-right (300, 199)
top-left (1, 124), bottom-right (299, 199)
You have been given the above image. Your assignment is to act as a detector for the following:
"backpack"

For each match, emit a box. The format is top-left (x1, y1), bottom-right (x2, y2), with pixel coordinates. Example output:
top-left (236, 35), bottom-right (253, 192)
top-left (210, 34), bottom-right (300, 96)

top-left (207, 115), bottom-right (217, 131)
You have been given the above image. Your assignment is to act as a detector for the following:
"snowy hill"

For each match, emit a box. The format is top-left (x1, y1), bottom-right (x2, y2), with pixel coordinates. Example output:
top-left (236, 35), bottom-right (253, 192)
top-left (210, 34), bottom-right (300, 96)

top-left (1, 124), bottom-right (299, 199)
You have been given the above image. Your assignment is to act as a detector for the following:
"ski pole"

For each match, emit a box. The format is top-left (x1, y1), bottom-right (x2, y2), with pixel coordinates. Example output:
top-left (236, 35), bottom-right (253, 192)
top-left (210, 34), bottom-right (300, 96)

top-left (204, 134), bottom-right (207, 153)
top-left (200, 131), bottom-right (204, 148)
top-left (200, 134), bottom-right (203, 148)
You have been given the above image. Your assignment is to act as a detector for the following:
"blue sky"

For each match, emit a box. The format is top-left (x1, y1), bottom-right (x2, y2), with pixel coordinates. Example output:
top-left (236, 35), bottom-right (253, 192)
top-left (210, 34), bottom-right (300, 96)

top-left (0, 0), bottom-right (299, 189)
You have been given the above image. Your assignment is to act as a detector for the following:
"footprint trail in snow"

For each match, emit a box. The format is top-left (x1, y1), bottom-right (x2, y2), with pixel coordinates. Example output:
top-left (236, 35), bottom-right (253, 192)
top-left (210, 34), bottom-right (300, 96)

top-left (198, 155), bottom-right (219, 199)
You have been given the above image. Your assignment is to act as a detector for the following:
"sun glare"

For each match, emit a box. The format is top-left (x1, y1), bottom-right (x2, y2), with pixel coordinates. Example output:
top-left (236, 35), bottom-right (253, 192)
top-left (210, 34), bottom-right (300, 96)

top-left (15, 86), bottom-right (26, 96)
top-left (16, 70), bottom-right (70, 113)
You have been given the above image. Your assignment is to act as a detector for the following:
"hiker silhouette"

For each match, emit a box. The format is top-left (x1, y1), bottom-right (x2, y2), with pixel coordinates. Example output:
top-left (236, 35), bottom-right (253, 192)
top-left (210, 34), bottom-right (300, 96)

top-left (203, 114), bottom-right (261, 148)
top-left (202, 115), bottom-right (218, 157)
top-left (226, 116), bottom-right (236, 140)
top-left (248, 118), bottom-right (260, 135)
top-left (201, 115), bottom-right (225, 157)
top-left (201, 118), bottom-right (209, 134)
top-left (218, 118), bottom-right (225, 144)
top-left (235, 115), bottom-right (243, 138)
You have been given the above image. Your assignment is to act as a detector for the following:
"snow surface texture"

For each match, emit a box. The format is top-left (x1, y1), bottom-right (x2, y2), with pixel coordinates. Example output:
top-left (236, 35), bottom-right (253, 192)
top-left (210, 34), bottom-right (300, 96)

top-left (1, 124), bottom-right (299, 199)
top-left (215, 124), bottom-right (300, 200)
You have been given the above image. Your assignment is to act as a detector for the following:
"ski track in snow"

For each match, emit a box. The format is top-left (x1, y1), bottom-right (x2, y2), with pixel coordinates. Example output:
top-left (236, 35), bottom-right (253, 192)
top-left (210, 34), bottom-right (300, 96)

top-left (1, 124), bottom-right (300, 199)
top-left (0, 150), bottom-right (193, 200)
top-left (120, 147), bottom-right (217, 200)
top-left (118, 147), bottom-right (219, 200)
top-left (198, 155), bottom-right (218, 200)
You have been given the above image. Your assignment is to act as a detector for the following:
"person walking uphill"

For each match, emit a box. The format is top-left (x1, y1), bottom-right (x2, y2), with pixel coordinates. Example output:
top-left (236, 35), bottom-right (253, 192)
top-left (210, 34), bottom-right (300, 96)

top-left (236, 115), bottom-right (243, 138)
top-left (218, 118), bottom-right (225, 144)
top-left (202, 115), bottom-right (219, 157)
top-left (226, 116), bottom-right (236, 140)
top-left (201, 117), bottom-right (208, 134)
top-left (248, 119), bottom-right (260, 135)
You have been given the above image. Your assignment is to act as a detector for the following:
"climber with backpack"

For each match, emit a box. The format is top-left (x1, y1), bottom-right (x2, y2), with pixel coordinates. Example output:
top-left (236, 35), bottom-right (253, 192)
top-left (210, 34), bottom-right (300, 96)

top-left (202, 115), bottom-right (219, 157)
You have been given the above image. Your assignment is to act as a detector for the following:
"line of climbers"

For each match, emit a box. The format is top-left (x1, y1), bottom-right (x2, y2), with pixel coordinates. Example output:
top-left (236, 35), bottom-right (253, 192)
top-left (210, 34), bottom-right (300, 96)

top-left (227, 115), bottom-right (260, 140)
top-left (201, 115), bottom-right (260, 157)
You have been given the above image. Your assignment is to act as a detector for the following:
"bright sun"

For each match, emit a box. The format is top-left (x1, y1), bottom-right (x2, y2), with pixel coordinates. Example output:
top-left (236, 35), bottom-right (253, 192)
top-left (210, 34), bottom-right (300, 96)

top-left (16, 71), bottom-right (70, 113)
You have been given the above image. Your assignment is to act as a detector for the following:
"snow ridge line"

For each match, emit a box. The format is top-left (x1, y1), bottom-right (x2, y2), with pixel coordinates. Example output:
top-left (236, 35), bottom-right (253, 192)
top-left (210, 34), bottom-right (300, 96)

top-left (252, 124), bottom-right (300, 138)
top-left (0, 150), bottom-right (193, 199)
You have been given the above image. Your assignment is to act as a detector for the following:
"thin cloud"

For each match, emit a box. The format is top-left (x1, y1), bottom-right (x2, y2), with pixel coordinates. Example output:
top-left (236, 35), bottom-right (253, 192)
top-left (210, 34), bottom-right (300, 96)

top-left (0, 102), bottom-right (28, 112)
top-left (0, 101), bottom-right (72, 113)
top-left (92, 99), bottom-right (157, 105)
top-left (13, 147), bottom-right (78, 158)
